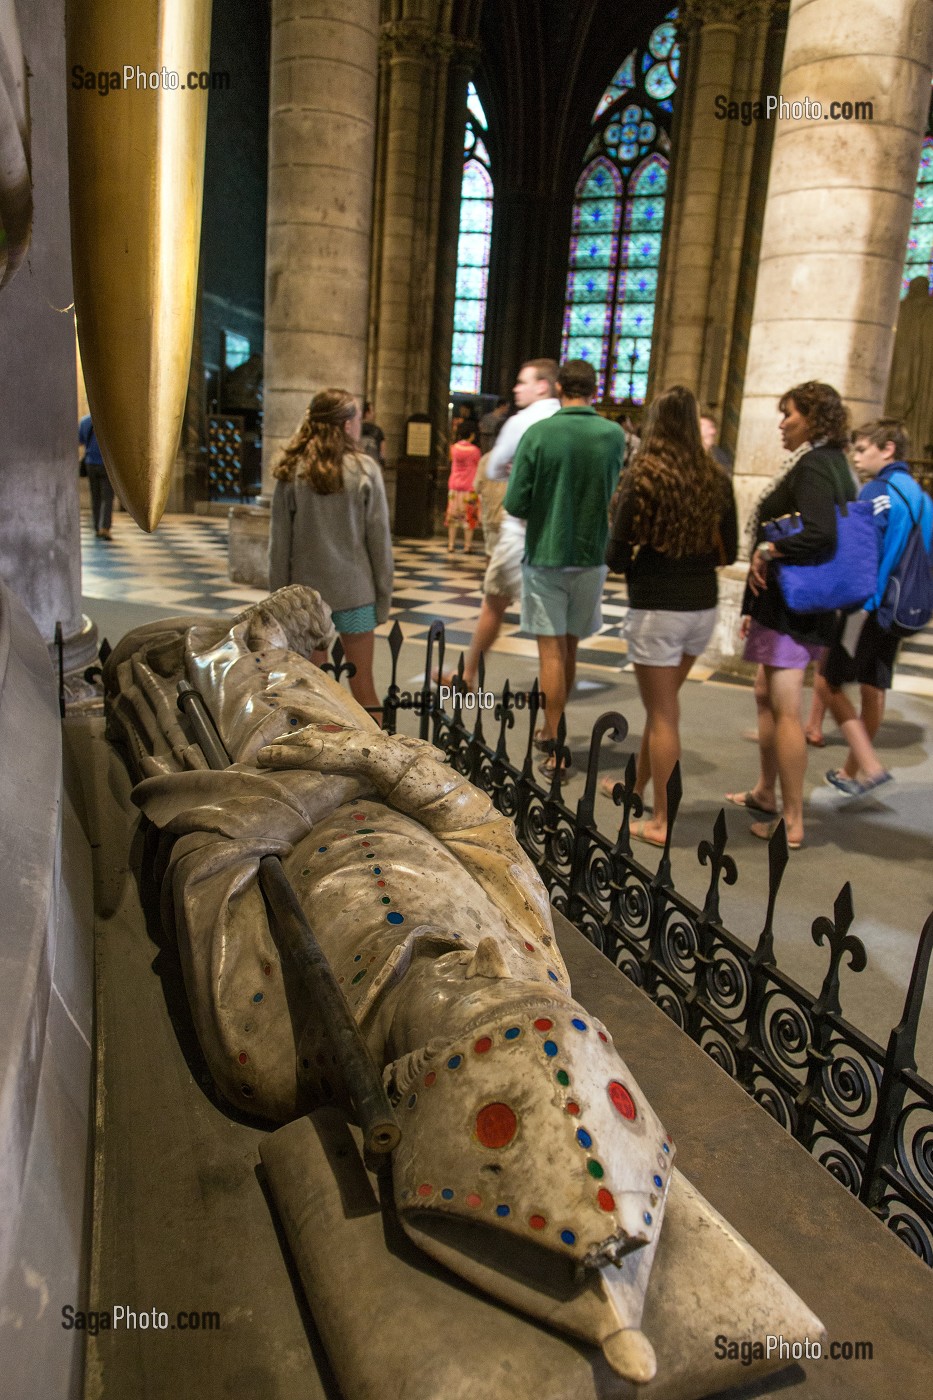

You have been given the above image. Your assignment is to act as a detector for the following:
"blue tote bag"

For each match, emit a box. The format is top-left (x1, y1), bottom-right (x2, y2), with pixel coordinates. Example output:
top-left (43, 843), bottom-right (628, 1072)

top-left (763, 500), bottom-right (880, 613)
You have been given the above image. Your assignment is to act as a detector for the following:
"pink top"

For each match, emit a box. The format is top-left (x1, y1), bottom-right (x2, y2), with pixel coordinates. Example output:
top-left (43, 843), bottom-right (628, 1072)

top-left (448, 441), bottom-right (481, 492)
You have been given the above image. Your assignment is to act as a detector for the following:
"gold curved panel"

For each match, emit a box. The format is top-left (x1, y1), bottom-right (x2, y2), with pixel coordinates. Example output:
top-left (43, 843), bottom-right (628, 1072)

top-left (66, 0), bottom-right (211, 532)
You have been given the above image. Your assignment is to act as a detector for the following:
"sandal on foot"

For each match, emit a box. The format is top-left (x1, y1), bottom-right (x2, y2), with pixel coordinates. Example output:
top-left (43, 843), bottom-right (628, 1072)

top-left (725, 790), bottom-right (778, 816)
top-left (750, 819), bottom-right (803, 850)
top-left (805, 731), bottom-right (826, 748)
top-left (825, 768), bottom-right (893, 797)
top-left (539, 755), bottom-right (572, 784)
top-left (630, 819), bottom-right (666, 849)
top-left (533, 729), bottom-right (553, 753)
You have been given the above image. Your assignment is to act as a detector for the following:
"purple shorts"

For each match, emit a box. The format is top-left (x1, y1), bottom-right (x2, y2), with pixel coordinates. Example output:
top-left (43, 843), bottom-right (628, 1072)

top-left (743, 619), bottom-right (825, 670)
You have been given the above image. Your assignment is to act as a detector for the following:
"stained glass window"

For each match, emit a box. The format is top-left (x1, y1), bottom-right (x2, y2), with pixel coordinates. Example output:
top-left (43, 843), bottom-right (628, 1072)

top-left (451, 84), bottom-right (493, 393)
top-left (902, 137), bottom-right (933, 295)
top-left (564, 11), bottom-right (678, 402)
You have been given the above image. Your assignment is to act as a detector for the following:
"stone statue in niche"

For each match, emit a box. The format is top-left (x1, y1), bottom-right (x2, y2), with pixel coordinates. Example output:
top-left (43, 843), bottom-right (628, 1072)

top-left (105, 586), bottom-right (822, 1397)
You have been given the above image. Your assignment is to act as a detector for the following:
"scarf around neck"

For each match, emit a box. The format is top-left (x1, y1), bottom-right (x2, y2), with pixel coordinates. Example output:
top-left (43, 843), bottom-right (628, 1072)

top-left (744, 439), bottom-right (819, 557)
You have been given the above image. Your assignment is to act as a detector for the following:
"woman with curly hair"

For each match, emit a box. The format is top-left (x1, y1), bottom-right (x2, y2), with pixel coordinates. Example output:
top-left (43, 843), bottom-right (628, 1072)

top-left (269, 388), bottom-right (394, 715)
top-left (726, 381), bottom-right (855, 849)
top-left (604, 385), bottom-right (738, 845)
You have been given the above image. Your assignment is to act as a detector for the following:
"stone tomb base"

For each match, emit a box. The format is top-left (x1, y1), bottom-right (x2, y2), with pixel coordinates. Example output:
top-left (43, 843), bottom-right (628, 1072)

top-left (261, 1109), bottom-right (823, 1400)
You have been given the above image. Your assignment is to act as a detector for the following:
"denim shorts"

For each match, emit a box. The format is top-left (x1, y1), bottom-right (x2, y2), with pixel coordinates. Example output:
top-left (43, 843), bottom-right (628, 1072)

top-left (520, 564), bottom-right (606, 638)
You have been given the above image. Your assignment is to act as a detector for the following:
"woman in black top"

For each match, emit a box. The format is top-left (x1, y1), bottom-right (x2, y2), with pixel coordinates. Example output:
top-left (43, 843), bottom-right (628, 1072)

top-left (727, 381), bottom-right (855, 848)
top-left (604, 385), bottom-right (738, 846)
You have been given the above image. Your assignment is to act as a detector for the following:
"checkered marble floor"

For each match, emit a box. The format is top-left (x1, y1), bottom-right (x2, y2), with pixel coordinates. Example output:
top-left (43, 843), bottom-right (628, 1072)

top-left (80, 511), bottom-right (933, 695)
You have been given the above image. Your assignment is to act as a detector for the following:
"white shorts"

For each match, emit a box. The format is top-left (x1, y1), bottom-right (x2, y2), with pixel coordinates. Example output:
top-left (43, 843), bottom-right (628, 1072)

top-left (624, 607), bottom-right (717, 667)
top-left (483, 514), bottom-right (525, 602)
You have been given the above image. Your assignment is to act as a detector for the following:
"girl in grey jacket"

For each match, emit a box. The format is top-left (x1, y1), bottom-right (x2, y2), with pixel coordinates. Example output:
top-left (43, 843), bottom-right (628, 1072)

top-left (269, 388), bottom-right (394, 715)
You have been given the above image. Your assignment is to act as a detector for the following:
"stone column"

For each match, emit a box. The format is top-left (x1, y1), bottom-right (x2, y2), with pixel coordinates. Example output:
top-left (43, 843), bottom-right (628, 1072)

top-left (372, 19), bottom-right (438, 466)
top-left (0, 0), bottom-right (96, 671)
top-left (651, 1), bottom-right (741, 392)
top-left (262, 0), bottom-right (379, 490)
top-left (733, 0), bottom-right (933, 525)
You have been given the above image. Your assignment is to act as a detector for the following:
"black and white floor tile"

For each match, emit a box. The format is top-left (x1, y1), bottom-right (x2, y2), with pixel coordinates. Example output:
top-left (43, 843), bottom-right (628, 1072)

top-left (80, 511), bottom-right (933, 697)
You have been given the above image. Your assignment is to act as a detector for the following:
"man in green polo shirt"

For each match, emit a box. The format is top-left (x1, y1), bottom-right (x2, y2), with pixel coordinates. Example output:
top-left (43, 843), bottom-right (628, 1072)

top-left (504, 359), bottom-right (624, 779)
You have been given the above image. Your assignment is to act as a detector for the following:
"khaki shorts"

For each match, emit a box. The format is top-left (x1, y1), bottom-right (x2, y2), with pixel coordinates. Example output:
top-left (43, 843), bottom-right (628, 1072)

top-left (483, 514), bottom-right (525, 601)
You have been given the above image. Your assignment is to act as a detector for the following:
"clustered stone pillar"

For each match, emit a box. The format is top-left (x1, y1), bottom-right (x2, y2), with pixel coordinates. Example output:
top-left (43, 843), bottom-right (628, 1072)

top-left (372, 20), bottom-right (438, 468)
top-left (262, 0), bottom-right (380, 490)
top-left (733, 0), bottom-right (933, 527)
top-left (0, 0), bottom-right (96, 671)
top-left (653, 2), bottom-right (741, 392)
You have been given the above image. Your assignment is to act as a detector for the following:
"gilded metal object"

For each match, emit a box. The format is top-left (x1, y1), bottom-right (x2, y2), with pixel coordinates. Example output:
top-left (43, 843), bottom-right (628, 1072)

top-left (66, 0), bottom-right (211, 530)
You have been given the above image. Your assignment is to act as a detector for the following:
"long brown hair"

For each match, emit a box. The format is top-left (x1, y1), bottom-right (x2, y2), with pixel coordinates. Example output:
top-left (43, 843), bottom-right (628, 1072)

top-left (273, 388), bottom-right (360, 493)
top-left (630, 385), bottom-right (725, 557)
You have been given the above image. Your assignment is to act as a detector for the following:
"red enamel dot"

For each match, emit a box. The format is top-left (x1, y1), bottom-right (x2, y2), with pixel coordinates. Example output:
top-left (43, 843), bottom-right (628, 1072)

top-left (529, 1214), bottom-right (546, 1230)
top-left (361, 841), bottom-right (370, 847)
top-left (263, 963), bottom-right (272, 976)
top-left (597, 1188), bottom-right (616, 1213)
top-left (237, 1052), bottom-right (248, 1065)
top-left (598, 1031), bottom-right (608, 1043)
top-left (608, 1080), bottom-right (637, 1120)
top-left (524, 941), bottom-right (535, 952)
top-left (417, 1183), bottom-right (433, 1198)
top-left (474, 1036), bottom-right (492, 1054)
top-left (424, 1072), bottom-right (437, 1087)
top-left (475, 1102), bottom-right (517, 1149)
top-left (465, 1193), bottom-right (482, 1208)
top-left (534, 1018), bottom-right (553, 1032)
top-left (565, 1101), bottom-right (580, 1116)
top-left (377, 880), bottom-right (386, 887)
top-left (320, 724), bottom-right (344, 733)
top-left (352, 813), bottom-right (365, 821)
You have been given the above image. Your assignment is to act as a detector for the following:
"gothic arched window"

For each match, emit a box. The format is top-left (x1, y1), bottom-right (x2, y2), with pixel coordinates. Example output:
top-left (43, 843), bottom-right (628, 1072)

top-left (451, 84), bottom-right (493, 393)
top-left (902, 137), bottom-right (933, 295)
top-left (562, 12), bottom-right (679, 403)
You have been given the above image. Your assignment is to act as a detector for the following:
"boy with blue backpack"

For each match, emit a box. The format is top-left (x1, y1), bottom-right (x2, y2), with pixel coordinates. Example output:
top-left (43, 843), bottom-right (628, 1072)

top-left (822, 419), bottom-right (933, 796)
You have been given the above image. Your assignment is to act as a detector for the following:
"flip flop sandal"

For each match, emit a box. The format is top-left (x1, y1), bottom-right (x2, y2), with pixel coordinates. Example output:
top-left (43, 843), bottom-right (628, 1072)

top-left (630, 819), bottom-right (666, 849)
top-left (724, 791), bottom-right (779, 816)
top-left (538, 756), bottom-right (572, 784)
top-left (750, 819), bottom-right (803, 850)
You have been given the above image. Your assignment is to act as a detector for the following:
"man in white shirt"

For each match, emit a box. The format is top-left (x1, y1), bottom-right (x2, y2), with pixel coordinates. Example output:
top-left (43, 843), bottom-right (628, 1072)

top-left (454, 359), bottom-right (560, 687)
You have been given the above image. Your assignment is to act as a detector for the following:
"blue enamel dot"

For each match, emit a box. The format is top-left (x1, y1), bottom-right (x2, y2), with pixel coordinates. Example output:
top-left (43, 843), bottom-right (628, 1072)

top-left (373, 867), bottom-right (382, 874)
top-left (495, 1204), bottom-right (510, 1217)
top-left (441, 1188), bottom-right (454, 1200)
top-left (387, 911), bottom-right (404, 925)
top-left (644, 1212), bottom-right (653, 1226)
top-left (318, 846), bottom-right (328, 853)
top-left (548, 970), bottom-right (559, 982)
top-left (252, 992), bottom-right (263, 1003)
top-left (407, 1094), bottom-right (417, 1109)
top-left (571, 1018), bottom-right (587, 1031)
top-left (289, 717), bottom-right (298, 725)
top-left (447, 1055), bottom-right (462, 1070)
top-left (504, 1027), bottom-right (521, 1040)
top-left (576, 1128), bottom-right (592, 1149)
top-left (543, 1040), bottom-right (558, 1057)
top-left (653, 1174), bottom-right (663, 1189)
top-left (354, 954), bottom-right (362, 962)
top-left (662, 1143), bottom-right (671, 1154)
top-left (560, 1229), bottom-right (576, 1246)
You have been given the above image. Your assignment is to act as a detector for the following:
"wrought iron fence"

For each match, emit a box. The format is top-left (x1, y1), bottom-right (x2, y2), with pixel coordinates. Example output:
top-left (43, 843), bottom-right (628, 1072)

top-left (321, 619), bottom-right (933, 1268)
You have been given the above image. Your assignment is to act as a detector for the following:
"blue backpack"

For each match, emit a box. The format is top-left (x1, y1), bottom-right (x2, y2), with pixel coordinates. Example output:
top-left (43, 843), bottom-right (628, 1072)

top-left (875, 475), bottom-right (933, 637)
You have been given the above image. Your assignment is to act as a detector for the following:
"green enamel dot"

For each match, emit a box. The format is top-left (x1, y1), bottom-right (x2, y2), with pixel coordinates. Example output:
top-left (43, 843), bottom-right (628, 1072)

top-left (381, 896), bottom-right (391, 904)
top-left (556, 1070), bottom-right (570, 1086)
top-left (587, 1160), bottom-right (604, 1180)
top-left (357, 828), bottom-right (375, 834)
top-left (302, 868), bottom-right (311, 876)
top-left (352, 969), bottom-right (366, 985)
